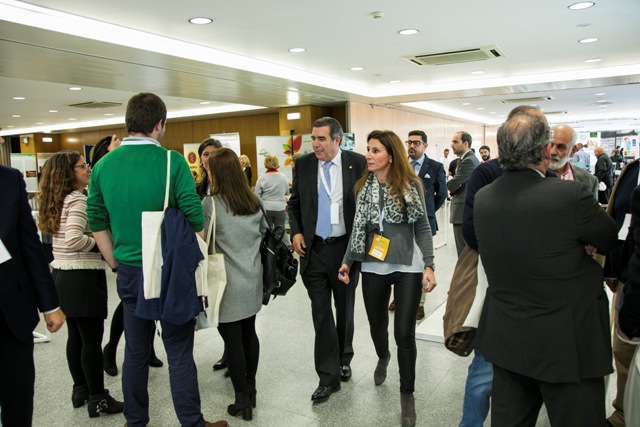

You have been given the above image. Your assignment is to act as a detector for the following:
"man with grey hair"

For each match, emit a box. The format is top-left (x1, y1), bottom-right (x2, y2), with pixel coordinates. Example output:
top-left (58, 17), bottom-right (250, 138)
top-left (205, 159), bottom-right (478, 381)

top-left (474, 111), bottom-right (617, 425)
top-left (550, 124), bottom-right (598, 198)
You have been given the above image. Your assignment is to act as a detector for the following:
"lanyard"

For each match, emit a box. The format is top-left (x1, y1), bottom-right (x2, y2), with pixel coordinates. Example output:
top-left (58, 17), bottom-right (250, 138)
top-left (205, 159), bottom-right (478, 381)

top-left (320, 162), bottom-right (336, 200)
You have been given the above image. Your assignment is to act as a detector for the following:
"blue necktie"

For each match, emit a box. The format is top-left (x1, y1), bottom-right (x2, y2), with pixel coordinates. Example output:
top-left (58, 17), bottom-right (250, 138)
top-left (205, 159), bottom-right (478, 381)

top-left (317, 161), bottom-right (332, 239)
top-left (411, 160), bottom-right (419, 174)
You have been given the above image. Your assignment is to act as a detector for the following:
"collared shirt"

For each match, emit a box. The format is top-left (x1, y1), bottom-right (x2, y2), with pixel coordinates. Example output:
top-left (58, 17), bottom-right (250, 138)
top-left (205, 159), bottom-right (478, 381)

top-left (317, 151), bottom-right (346, 237)
top-left (410, 154), bottom-right (425, 175)
top-left (121, 136), bottom-right (161, 147)
top-left (557, 165), bottom-right (575, 181)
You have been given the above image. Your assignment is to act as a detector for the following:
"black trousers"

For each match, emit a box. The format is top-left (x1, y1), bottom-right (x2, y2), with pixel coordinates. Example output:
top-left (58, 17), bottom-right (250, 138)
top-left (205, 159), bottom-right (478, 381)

top-left (217, 316), bottom-right (259, 393)
top-left (302, 238), bottom-right (358, 387)
top-left (362, 271), bottom-right (422, 393)
top-left (491, 364), bottom-right (606, 427)
top-left (65, 317), bottom-right (105, 395)
top-left (0, 311), bottom-right (35, 427)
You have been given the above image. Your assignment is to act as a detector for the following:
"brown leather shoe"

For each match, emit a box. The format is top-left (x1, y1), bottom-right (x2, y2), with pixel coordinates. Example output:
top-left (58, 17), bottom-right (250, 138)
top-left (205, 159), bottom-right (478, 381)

top-left (389, 300), bottom-right (396, 311)
top-left (416, 306), bottom-right (425, 320)
top-left (206, 421), bottom-right (229, 427)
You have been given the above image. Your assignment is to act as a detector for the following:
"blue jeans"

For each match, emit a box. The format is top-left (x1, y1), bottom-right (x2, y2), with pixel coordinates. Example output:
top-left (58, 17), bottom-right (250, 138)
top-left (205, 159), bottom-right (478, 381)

top-left (459, 349), bottom-right (493, 427)
top-left (117, 264), bottom-right (205, 427)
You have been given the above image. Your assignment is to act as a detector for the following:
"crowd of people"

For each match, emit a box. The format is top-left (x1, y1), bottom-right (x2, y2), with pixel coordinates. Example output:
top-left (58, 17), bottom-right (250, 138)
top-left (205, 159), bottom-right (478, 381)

top-left (0, 93), bottom-right (638, 427)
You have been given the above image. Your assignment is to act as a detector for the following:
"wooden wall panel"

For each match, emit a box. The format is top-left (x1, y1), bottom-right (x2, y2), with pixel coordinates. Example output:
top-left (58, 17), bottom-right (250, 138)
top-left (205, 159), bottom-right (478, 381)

top-left (349, 102), bottom-right (496, 162)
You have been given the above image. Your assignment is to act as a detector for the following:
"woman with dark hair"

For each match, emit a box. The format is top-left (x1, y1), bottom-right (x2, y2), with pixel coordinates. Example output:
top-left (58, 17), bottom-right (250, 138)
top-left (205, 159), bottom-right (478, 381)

top-left (338, 130), bottom-right (437, 427)
top-left (203, 148), bottom-right (266, 421)
top-left (196, 138), bottom-right (223, 199)
top-left (38, 151), bottom-right (123, 418)
top-left (96, 136), bottom-right (164, 376)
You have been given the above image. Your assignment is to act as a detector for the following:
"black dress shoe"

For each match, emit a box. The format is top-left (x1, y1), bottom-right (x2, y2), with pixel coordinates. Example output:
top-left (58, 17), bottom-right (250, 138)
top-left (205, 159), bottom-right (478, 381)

top-left (340, 365), bottom-right (352, 382)
top-left (310, 384), bottom-right (340, 403)
top-left (213, 354), bottom-right (227, 371)
top-left (149, 354), bottom-right (164, 368)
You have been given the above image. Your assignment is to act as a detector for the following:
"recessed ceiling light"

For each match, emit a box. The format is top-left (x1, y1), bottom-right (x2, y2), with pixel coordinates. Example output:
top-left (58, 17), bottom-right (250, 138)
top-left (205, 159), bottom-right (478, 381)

top-left (68, 87), bottom-right (82, 91)
top-left (389, 80), bottom-right (401, 84)
top-left (576, 22), bottom-right (591, 28)
top-left (477, 107), bottom-right (485, 110)
top-left (462, 102), bottom-right (471, 106)
top-left (6, 125), bottom-right (13, 128)
top-left (350, 67), bottom-right (365, 71)
top-left (596, 99), bottom-right (608, 103)
top-left (287, 90), bottom-right (300, 105)
top-left (68, 118), bottom-right (77, 121)
top-left (11, 114), bottom-right (20, 118)
top-left (595, 92), bottom-right (605, 96)
top-left (12, 96), bottom-right (25, 100)
top-left (288, 48), bottom-right (306, 53)
top-left (578, 37), bottom-right (598, 43)
top-left (104, 113), bottom-right (114, 116)
top-left (584, 58), bottom-right (602, 63)
top-left (471, 70), bottom-right (485, 75)
top-left (49, 109), bottom-right (58, 113)
top-left (189, 17), bottom-right (212, 25)
top-left (35, 122), bottom-right (44, 125)
top-left (200, 101), bottom-right (211, 105)
top-left (568, 2), bottom-right (595, 10)
top-left (489, 112), bottom-right (496, 114)
top-left (397, 29), bottom-right (419, 36)
top-left (598, 104), bottom-right (608, 108)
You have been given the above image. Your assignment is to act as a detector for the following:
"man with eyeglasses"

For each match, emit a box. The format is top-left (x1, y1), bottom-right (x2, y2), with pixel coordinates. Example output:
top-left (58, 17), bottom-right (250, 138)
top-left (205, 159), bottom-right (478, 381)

top-left (447, 131), bottom-right (479, 256)
top-left (389, 131), bottom-right (446, 319)
top-left (549, 124), bottom-right (598, 198)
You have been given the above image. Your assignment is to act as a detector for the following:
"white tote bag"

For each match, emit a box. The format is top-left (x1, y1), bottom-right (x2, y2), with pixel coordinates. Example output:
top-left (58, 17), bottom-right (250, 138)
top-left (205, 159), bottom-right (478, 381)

top-left (141, 150), bottom-right (171, 300)
top-left (195, 197), bottom-right (227, 329)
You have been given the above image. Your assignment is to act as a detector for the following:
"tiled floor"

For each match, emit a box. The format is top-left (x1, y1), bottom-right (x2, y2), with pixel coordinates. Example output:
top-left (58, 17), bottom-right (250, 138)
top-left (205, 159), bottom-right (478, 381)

top-left (31, 205), bottom-right (616, 426)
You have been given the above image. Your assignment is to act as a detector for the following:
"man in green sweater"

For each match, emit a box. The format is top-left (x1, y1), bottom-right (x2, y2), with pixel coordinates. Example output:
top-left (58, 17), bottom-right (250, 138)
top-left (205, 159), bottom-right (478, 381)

top-left (87, 92), bottom-right (227, 427)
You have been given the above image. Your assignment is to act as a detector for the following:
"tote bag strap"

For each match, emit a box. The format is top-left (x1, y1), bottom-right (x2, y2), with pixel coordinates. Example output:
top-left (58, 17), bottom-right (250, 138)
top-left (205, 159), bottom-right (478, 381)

top-left (163, 150), bottom-right (171, 210)
top-left (205, 197), bottom-right (217, 253)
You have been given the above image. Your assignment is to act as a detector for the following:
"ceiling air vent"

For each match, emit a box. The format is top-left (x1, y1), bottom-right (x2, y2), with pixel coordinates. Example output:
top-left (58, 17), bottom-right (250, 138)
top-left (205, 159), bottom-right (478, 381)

top-left (498, 96), bottom-right (554, 104)
top-left (403, 46), bottom-right (505, 66)
top-left (69, 101), bottom-right (122, 109)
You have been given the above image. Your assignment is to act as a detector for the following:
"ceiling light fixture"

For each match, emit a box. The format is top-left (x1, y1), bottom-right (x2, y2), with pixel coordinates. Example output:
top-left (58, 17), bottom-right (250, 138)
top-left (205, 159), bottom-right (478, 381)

top-left (11, 114), bottom-right (20, 118)
top-left (595, 92), bottom-right (605, 96)
top-left (477, 107), bottom-right (485, 110)
top-left (350, 67), bottom-right (364, 71)
top-left (568, 2), bottom-right (595, 10)
top-left (12, 96), bottom-right (25, 100)
top-left (389, 80), bottom-right (401, 84)
top-left (287, 90), bottom-right (300, 105)
top-left (68, 118), bottom-right (76, 120)
top-left (471, 71), bottom-right (485, 75)
top-left (596, 99), bottom-right (608, 103)
top-left (288, 48), bottom-right (306, 53)
top-left (584, 58), bottom-right (602, 63)
top-left (462, 102), bottom-right (471, 106)
top-left (49, 109), bottom-right (58, 113)
top-left (68, 87), bottom-right (82, 91)
top-left (6, 126), bottom-right (13, 128)
top-left (199, 101), bottom-right (211, 105)
top-left (397, 29), bottom-right (419, 36)
top-left (189, 17), bottom-right (212, 25)
top-left (578, 37), bottom-right (598, 43)
top-left (35, 122), bottom-right (44, 125)
top-left (104, 113), bottom-right (114, 116)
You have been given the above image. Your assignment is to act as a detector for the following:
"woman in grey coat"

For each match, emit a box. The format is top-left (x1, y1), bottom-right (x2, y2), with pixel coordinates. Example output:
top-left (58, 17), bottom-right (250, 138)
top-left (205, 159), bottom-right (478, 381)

top-left (203, 148), bottom-right (266, 422)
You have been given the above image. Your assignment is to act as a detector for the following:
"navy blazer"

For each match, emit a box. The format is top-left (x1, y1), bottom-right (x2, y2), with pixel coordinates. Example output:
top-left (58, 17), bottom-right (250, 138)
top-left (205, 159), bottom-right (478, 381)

top-left (0, 166), bottom-right (58, 341)
top-left (414, 155), bottom-right (446, 235)
top-left (287, 150), bottom-right (366, 273)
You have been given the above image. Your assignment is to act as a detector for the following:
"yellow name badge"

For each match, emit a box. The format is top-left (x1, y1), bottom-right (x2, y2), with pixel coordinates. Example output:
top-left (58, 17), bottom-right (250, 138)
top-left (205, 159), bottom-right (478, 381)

top-left (368, 234), bottom-right (390, 261)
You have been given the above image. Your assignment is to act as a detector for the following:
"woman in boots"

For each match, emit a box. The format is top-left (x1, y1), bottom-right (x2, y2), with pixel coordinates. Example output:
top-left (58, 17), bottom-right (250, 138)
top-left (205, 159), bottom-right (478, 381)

top-left (203, 148), bottom-right (267, 421)
top-left (39, 151), bottom-right (123, 417)
top-left (339, 130), bottom-right (437, 427)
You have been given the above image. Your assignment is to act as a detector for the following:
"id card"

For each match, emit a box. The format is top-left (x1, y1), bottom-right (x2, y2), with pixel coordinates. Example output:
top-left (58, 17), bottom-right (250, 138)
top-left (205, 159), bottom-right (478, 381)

top-left (368, 234), bottom-right (390, 261)
top-left (331, 202), bottom-right (339, 224)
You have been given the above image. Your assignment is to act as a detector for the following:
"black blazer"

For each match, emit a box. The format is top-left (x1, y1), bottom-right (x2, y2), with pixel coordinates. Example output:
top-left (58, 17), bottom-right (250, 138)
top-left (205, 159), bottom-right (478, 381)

top-left (474, 169), bottom-right (617, 383)
top-left (287, 150), bottom-right (366, 272)
top-left (415, 155), bottom-right (447, 234)
top-left (0, 166), bottom-right (59, 341)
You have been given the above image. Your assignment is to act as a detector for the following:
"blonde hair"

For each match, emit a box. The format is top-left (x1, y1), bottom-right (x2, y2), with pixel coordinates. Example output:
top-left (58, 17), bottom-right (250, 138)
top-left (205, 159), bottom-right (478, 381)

top-left (239, 154), bottom-right (251, 168)
top-left (264, 154), bottom-right (279, 169)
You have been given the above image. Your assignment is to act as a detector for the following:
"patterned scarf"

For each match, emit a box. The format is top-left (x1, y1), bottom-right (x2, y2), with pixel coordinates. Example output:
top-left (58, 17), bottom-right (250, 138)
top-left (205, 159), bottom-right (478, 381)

top-left (349, 174), bottom-right (424, 258)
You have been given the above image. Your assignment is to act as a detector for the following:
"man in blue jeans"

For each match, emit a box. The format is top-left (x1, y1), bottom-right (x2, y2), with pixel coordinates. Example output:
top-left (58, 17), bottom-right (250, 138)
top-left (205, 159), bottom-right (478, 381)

top-left (87, 92), bottom-right (227, 427)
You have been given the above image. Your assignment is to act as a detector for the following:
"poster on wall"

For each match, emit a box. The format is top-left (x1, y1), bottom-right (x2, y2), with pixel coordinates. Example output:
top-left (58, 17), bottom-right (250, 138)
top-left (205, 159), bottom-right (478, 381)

top-left (10, 153), bottom-right (38, 192)
top-left (183, 143), bottom-right (200, 180)
top-left (37, 153), bottom-right (56, 175)
top-left (255, 133), bottom-right (354, 183)
top-left (210, 132), bottom-right (241, 155)
top-left (84, 145), bottom-right (94, 165)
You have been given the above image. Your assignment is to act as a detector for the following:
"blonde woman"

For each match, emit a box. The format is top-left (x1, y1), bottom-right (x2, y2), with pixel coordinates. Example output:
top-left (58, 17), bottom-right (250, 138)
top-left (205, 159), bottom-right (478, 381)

top-left (239, 154), bottom-right (252, 185)
top-left (254, 154), bottom-right (289, 243)
top-left (39, 151), bottom-right (123, 418)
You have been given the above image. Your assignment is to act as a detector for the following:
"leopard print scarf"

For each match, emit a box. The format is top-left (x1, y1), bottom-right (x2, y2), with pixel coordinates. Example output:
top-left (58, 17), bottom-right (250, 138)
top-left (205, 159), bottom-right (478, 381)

top-left (348, 174), bottom-right (424, 258)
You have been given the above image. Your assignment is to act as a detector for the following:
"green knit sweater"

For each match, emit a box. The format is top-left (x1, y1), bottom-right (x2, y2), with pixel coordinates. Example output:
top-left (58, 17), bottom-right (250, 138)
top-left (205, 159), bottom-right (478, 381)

top-left (87, 141), bottom-right (204, 267)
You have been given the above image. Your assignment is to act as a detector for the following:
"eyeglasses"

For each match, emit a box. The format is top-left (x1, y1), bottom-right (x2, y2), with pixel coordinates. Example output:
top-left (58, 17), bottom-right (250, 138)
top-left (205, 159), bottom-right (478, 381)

top-left (405, 140), bottom-right (423, 147)
top-left (75, 163), bottom-right (91, 170)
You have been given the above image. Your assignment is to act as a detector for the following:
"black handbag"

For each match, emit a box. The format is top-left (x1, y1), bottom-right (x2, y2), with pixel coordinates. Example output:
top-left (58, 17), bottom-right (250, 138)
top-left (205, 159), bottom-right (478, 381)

top-left (260, 206), bottom-right (299, 305)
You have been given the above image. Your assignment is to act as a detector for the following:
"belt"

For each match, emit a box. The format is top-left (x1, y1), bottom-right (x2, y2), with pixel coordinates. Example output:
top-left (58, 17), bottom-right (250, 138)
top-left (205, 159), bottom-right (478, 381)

top-left (313, 235), bottom-right (347, 245)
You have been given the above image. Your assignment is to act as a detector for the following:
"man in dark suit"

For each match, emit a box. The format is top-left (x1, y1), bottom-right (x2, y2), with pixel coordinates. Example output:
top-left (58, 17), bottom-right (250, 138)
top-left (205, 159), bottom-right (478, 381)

top-left (400, 130), bottom-right (446, 319)
top-left (595, 145), bottom-right (615, 204)
top-left (288, 117), bottom-right (366, 403)
top-left (549, 124), bottom-right (599, 198)
top-left (447, 131), bottom-right (480, 256)
top-left (474, 111), bottom-right (617, 426)
top-left (0, 163), bottom-right (65, 426)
